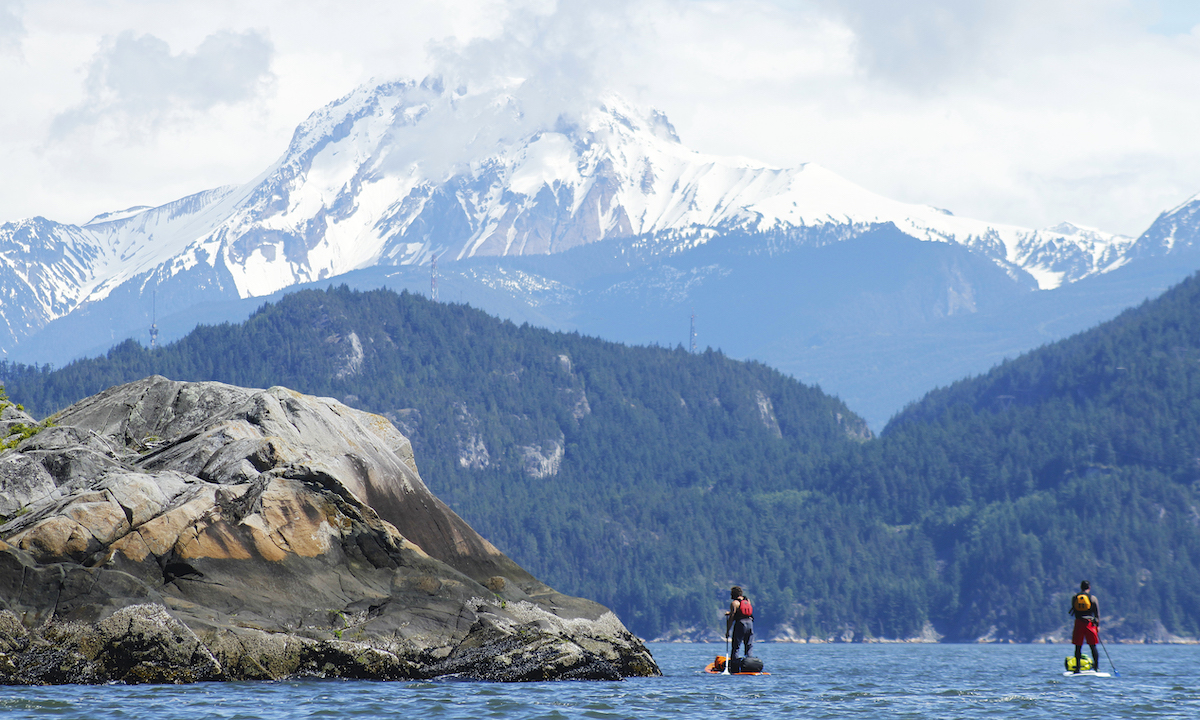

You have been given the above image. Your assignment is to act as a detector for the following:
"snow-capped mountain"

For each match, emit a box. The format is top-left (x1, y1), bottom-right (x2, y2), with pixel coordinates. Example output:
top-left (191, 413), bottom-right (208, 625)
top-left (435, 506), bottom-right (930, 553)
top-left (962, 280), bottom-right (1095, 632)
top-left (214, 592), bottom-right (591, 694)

top-left (0, 217), bottom-right (103, 348)
top-left (0, 76), bottom-right (1174, 360)
top-left (1132, 192), bottom-right (1200, 258)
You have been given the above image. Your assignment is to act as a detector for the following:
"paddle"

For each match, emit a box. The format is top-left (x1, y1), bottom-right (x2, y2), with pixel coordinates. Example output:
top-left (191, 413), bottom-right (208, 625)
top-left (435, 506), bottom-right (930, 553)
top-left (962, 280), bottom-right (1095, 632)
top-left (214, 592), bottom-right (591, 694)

top-left (722, 633), bottom-right (731, 675)
top-left (1099, 634), bottom-right (1120, 677)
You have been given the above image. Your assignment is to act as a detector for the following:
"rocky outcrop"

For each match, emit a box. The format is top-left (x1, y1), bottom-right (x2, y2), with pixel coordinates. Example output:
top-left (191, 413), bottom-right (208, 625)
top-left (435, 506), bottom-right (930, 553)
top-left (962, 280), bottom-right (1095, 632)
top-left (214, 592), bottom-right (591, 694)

top-left (0, 376), bottom-right (658, 683)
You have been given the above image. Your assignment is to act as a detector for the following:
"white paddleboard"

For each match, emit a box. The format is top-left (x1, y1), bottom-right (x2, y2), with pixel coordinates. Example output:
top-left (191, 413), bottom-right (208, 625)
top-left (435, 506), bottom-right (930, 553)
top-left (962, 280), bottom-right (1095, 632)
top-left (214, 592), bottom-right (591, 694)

top-left (1063, 670), bottom-right (1111, 677)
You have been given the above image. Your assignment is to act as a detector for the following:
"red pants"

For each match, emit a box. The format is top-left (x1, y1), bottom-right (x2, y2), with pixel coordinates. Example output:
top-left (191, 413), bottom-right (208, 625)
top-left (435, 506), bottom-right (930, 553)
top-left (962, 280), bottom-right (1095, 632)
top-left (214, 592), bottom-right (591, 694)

top-left (1072, 618), bottom-right (1099, 645)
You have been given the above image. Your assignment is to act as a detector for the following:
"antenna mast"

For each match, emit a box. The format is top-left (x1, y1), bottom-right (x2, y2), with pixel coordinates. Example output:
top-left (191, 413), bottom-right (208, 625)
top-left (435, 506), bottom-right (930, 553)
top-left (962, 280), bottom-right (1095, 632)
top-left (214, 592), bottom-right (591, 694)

top-left (149, 290), bottom-right (159, 349)
top-left (690, 309), bottom-right (697, 353)
top-left (431, 253), bottom-right (439, 301)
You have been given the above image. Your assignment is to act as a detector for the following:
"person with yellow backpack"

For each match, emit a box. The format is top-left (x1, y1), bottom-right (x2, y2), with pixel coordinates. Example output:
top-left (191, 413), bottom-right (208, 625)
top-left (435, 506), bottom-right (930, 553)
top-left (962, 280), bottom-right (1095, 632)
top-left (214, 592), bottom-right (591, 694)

top-left (1069, 580), bottom-right (1101, 673)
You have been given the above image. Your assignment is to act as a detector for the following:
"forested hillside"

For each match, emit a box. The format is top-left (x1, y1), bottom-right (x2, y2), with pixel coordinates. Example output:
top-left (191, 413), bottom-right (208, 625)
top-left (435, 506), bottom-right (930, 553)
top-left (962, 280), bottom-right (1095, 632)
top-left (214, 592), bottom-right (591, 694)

top-left (1, 287), bottom-right (910, 640)
top-left (4, 278), bottom-right (1200, 643)
top-left (868, 272), bottom-right (1200, 641)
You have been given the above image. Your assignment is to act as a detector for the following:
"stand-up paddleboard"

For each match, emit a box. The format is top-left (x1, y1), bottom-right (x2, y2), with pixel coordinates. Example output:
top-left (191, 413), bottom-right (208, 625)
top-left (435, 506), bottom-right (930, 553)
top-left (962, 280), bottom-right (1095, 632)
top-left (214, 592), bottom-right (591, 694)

top-left (705, 657), bottom-right (769, 676)
top-left (1064, 655), bottom-right (1112, 677)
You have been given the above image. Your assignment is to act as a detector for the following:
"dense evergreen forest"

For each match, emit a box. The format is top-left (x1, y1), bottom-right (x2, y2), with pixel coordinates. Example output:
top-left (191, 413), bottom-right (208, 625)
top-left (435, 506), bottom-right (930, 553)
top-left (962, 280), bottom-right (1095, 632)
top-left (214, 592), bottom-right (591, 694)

top-left (868, 274), bottom-right (1200, 641)
top-left (4, 278), bottom-right (1200, 642)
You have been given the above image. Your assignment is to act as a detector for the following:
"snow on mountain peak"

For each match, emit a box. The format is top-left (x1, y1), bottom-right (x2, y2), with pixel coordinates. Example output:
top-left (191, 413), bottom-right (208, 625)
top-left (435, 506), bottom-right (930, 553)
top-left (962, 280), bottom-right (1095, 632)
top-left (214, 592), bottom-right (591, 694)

top-left (0, 77), bottom-right (1167, 356)
top-left (1131, 191), bottom-right (1200, 256)
top-left (85, 207), bottom-right (153, 225)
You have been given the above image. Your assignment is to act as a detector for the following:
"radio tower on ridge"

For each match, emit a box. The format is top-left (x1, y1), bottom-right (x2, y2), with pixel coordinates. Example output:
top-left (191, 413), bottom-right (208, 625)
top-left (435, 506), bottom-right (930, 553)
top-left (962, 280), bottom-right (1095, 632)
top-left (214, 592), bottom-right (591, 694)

top-left (149, 291), bottom-right (159, 350)
top-left (689, 309), bottom-right (697, 354)
top-left (431, 254), bottom-right (439, 301)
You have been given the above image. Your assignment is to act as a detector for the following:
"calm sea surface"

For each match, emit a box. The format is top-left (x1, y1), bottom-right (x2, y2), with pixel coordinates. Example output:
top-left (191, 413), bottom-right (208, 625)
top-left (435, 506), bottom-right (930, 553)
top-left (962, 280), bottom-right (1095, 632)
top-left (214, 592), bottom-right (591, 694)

top-left (1, 642), bottom-right (1196, 719)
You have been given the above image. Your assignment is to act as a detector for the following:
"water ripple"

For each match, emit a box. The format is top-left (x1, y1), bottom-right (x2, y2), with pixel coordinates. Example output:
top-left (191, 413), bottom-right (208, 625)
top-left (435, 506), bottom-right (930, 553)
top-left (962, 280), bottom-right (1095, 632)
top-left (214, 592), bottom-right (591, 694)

top-left (0, 643), bottom-right (1196, 719)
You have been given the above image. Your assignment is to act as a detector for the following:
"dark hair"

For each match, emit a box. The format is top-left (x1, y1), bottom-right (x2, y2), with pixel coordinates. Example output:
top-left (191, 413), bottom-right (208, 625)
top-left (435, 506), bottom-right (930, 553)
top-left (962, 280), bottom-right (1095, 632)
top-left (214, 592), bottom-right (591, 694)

top-left (730, 586), bottom-right (743, 598)
top-left (1080, 580), bottom-right (1090, 590)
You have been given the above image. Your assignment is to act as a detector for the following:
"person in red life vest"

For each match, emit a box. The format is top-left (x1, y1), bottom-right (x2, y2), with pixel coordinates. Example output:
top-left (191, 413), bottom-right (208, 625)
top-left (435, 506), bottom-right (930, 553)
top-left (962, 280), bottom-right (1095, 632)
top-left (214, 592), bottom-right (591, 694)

top-left (725, 586), bottom-right (754, 672)
top-left (1070, 580), bottom-right (1101, 673)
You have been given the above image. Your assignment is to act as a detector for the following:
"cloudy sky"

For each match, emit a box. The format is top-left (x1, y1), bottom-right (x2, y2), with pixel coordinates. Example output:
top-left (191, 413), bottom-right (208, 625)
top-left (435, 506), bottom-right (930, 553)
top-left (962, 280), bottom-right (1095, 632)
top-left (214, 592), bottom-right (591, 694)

top-left (1, 0), bottom-right (1198, 237)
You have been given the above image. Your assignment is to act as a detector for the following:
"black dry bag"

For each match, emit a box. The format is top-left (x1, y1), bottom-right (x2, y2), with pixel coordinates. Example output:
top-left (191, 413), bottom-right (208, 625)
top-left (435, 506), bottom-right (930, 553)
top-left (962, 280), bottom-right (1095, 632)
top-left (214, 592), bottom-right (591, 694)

top-left (740, 656), bottom-right (764, 673)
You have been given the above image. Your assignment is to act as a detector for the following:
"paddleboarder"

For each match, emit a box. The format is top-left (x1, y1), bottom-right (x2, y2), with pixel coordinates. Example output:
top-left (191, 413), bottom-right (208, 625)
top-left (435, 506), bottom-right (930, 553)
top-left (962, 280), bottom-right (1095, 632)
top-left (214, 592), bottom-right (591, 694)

top-left (725, 586), bottom-right (753, 673)
top-left (1069, 580), bottom-right (1100, 673)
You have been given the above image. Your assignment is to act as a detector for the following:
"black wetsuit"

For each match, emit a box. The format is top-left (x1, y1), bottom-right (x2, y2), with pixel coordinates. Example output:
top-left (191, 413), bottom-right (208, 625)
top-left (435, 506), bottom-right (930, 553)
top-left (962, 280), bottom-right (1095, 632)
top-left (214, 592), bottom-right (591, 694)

top-left (730, 601), bottom-right (753, 670)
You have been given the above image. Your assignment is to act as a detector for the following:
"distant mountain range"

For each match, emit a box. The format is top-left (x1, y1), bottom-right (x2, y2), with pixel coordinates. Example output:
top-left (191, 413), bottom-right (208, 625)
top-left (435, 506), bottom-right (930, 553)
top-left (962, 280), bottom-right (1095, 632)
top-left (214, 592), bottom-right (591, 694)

top-left (4, 76), bottom-right (1200, 425)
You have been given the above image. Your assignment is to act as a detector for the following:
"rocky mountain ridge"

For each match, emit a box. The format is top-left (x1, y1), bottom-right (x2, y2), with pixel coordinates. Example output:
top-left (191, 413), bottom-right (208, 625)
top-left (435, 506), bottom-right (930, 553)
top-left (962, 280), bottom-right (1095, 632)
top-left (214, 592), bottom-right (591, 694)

top-left (1, 76), bottom-right (1172, 360)
top-left (0, 376), bottom-right (658, 683)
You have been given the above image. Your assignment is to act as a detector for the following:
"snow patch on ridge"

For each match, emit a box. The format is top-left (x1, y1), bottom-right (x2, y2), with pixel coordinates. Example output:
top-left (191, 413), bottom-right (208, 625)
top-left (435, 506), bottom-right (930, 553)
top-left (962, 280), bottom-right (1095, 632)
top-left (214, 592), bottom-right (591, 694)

top-left (0, 79), bottom-right (1165, 356)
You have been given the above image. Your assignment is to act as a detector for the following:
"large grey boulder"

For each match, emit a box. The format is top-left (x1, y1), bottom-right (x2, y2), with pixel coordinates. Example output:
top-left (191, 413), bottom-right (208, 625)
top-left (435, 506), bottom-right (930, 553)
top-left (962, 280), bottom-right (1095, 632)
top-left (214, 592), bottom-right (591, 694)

top-left (0, 400), bottom-right (56, 517)
top-left (0, 377), bottom-right (658, 683)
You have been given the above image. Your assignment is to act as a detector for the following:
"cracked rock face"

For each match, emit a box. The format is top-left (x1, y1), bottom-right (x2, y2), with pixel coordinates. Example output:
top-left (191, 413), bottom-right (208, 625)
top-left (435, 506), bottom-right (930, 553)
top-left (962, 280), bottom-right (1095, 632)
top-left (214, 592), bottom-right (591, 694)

top-left (0, 376), bottom-right (659, 683)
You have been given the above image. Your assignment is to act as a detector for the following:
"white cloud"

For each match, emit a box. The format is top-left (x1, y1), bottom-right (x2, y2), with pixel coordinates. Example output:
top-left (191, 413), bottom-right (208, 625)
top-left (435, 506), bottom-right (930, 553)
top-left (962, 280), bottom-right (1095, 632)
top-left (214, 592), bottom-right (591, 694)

top-left (628, 0), bottom-right (1200, 235)
top-left (50, 29), bottom-right (274, 139)
top-left (0, 0), bottom-right (23, 55)
top-left (2, 0), bottom-right (1200, 237)
top-left (811, 0), bottom-right (1022, 90)
top-left (366, 0), bottom-right (647, 178)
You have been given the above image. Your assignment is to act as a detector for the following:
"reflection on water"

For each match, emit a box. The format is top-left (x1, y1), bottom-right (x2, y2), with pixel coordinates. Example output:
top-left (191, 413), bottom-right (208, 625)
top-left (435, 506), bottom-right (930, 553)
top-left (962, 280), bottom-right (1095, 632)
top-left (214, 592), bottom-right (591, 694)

top-left (0, 643), bottom-right (1196, 719)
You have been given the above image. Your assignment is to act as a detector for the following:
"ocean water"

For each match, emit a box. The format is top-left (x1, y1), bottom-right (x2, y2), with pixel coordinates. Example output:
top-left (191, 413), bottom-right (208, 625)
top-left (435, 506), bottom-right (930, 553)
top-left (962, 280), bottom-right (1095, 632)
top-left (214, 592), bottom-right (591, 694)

top-left (0, 642), bottom-right (1196, 719)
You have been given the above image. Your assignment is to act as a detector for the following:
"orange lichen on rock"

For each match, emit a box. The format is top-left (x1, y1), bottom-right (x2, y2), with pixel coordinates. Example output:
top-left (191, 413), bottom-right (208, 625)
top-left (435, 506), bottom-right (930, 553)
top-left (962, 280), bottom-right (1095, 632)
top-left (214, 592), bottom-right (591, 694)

top-left (64, 498), bottom-right (130, 545)
top-left (124, 491), bottom-right (217, 558)
top-left (256, 482), bottom-right (336, 558)
top-left (175, 519), bottom-right (253, 561)
top-left (109, 530), bottom-right (154, 563)
top-left (13, 516), bottom-right (93, 562)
